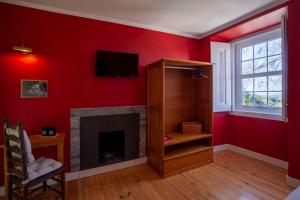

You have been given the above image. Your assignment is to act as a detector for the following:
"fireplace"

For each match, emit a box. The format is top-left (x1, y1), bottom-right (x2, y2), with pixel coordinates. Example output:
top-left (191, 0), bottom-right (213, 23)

top-left (70, 106), bottom-right (146, 172)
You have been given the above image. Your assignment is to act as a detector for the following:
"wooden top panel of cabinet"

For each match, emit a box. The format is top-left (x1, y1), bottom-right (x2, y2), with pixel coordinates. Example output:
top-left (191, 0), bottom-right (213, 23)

top-left (148, 59), bottom-right (212, 68)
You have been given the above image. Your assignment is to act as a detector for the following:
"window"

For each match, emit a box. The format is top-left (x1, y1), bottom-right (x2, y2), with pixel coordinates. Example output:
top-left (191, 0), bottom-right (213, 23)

top-left (232, 28), bottom-right (286, 119)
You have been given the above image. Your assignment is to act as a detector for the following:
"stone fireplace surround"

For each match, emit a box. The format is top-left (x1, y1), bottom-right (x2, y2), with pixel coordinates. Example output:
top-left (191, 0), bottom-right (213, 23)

top-left (70, 105), bottom-right (146, 172)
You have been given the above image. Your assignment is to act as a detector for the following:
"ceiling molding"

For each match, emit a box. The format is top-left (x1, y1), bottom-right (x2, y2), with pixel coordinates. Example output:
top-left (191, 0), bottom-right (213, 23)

top-left (2, 0), bottom-right (199, 39)
top-left (197, 0), bottom-right (289, 39)
top-left (2, 0), bottom-right (289, 40)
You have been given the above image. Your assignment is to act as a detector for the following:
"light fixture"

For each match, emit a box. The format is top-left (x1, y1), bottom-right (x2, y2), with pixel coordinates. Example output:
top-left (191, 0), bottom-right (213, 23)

top-left (12, 44), bottom-right (32, 54)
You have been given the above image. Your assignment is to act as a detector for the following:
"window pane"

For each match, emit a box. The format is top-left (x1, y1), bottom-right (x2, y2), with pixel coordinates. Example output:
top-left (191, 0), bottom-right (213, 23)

top-left (268, 92), bottom-right (282, 108)
top-left (242, 78), bottom-right (253, 91)
top-left (242, 46), bottom-right (253, 61)
top-left (268, 55), bottom-right (282, 72)
top-left (242, 60), bottom-right (253, 75)
top-left (254, 92), bottom-right (267, 107)
top-left (254, 77), bottom-right (267, 91)
top-left (268, 75), bottom-right (282, 91)
top-left (254, 58), bottom-right (267, 73)
top-left (254, 42), bottom-right (267, 58)
top-left (242, 92), bottom-right (254, 107)
top-left (268, 38), bottom-right (281, 56)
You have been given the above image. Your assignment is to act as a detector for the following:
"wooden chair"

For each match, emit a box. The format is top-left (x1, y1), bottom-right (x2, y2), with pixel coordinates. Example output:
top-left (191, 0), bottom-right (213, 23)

top-left (3, 120), bottom-right (65, 200)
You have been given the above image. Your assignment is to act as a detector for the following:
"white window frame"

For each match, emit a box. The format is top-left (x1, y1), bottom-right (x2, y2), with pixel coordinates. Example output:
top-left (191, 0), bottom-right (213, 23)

top-left (231, 25), bottom-right (287, 121)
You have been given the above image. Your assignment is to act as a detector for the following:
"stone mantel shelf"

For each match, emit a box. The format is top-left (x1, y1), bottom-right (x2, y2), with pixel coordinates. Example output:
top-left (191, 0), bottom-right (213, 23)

top-left (71, 105), bottom-right (146, 117)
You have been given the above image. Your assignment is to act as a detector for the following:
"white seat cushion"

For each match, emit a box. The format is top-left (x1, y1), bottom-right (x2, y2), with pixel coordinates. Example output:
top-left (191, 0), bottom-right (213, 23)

top-left (285, 186), bottom-right (300, 200)
top-left (27, 157), bottom-right (62, 181)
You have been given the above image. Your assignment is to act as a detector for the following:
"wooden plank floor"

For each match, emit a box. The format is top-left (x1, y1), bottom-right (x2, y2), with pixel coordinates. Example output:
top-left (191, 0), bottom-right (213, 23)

top-left (6, 151), bottom-right (293, 200)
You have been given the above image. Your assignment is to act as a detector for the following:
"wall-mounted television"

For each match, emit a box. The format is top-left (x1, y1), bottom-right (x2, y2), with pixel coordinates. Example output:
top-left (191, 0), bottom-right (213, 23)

top-left (96, 50), bottom-right (139, 77)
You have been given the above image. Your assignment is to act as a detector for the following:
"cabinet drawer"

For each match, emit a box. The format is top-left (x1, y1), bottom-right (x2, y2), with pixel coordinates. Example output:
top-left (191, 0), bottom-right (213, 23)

top-left (164, 148), bottom-right (213, 173)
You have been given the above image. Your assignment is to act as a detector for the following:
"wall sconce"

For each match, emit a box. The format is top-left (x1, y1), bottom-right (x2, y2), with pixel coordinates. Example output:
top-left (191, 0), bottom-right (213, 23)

top-left (12, 44), bottom-right (32, 54)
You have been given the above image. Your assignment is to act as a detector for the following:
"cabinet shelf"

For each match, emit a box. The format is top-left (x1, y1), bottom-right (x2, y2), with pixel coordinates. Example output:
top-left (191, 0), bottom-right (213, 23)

top-left (164, 132), bottom-right (211, 147)
top-left (164, 145), bottom-right (212, 160)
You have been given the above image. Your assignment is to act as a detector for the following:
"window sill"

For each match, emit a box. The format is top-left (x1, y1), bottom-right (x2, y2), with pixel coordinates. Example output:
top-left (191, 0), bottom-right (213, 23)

top-left (230, 110), bottom-right (286, 122)
top-left (213, 109), bottom-right (231, 113)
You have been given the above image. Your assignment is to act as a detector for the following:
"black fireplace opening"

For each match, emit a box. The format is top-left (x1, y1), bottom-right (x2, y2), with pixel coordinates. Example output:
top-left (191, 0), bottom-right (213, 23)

top-left (80, 113), bottom-right (140, 170)
top-left (99, 130), bottom-right (125, 165)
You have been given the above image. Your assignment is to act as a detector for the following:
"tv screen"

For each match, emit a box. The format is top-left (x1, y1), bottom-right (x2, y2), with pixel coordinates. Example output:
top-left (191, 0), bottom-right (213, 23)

top-left (96, 50), bottom-right (139, 77)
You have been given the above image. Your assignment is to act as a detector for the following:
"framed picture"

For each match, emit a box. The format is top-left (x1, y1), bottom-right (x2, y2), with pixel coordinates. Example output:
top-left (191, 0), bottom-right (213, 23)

top-left (21, 80), bottom-right (48, 98)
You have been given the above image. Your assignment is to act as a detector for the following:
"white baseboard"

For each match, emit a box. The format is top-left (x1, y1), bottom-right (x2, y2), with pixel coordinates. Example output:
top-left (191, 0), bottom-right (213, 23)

top-left (66, 157), bottom-right (147, 181)
top-left (228, 145), bottom-right (288, 169)
top-left (213, 144), bottom-right (288, 169)
top-left (287, 175), bottom-right (300, 188)
top-left (214, 144), bottom-right (229, 152)
top-left (0, 187), bottom-right (3, 197)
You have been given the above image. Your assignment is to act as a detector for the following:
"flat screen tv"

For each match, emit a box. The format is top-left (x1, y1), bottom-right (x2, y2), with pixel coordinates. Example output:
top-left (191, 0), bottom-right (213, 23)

top-left (96, 50), bottom-right (139, 77)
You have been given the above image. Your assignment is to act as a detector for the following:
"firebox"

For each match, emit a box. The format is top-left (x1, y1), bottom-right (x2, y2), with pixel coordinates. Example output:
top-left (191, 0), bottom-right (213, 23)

top-left (98, 130), bottom-right (125, 165)
top-left (80, 113), bottom-right (139, 170)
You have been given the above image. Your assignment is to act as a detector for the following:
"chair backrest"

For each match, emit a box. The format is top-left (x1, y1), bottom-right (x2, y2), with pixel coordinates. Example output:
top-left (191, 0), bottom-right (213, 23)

top-left (3, 120), bottom-right (28, 181)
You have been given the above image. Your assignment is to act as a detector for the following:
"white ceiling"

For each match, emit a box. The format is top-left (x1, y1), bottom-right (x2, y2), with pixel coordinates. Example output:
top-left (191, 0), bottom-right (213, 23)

top-left (4, 0), bottom-right (286, 38)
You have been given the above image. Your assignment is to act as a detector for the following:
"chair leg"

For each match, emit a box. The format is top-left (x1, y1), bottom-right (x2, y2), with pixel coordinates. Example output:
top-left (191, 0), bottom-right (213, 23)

top-left (61, 172), bottom-right (65, 200)
top-left (23, 186), bottom-right (28, 200)
top-left (8, 178), bottom-right (13, 200)
top-left (43, 180), bottom-right (47, 192)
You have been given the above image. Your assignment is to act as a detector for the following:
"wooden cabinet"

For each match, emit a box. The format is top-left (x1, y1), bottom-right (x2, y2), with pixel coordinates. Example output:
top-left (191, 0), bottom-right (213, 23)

top-left (147, 59), bottom-right (213, 177)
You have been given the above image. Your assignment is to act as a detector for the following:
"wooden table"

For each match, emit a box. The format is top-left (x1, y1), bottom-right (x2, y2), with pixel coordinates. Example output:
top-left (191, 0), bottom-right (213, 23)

top-left (29, 133), bottom-right (65, 165)
top-left (1, 133), bottom-right (65, 200)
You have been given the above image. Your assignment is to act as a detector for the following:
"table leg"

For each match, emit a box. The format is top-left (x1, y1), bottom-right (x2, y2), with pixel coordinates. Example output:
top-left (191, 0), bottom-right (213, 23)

top-left (57, 142), bottom-right (64, 166)
top-left (3, 146), bottom-right (8, 200)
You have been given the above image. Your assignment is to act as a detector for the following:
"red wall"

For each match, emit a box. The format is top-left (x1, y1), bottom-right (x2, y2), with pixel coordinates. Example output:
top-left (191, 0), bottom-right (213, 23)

top-left (0, 3), bottom-right (204, 185)
top-left (229, 116), bottom-right (288, 161)
top-left (287, 0), bottom-right (300, 180)
top-left (213, 113), bottom-right (230, 145)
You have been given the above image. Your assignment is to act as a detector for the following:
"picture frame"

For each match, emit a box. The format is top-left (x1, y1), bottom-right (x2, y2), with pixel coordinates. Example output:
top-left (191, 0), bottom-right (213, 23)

top-left (21, 80), bottom-right (48, 98)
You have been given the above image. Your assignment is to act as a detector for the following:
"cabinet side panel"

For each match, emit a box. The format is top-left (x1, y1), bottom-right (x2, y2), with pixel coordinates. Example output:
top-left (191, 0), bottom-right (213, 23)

top-left (147, 64), bottom-right (164, 161)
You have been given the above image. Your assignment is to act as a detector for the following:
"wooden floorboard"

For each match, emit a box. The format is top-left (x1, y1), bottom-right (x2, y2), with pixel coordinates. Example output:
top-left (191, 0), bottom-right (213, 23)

top-left (1, 151), bottom-right (293, 200)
